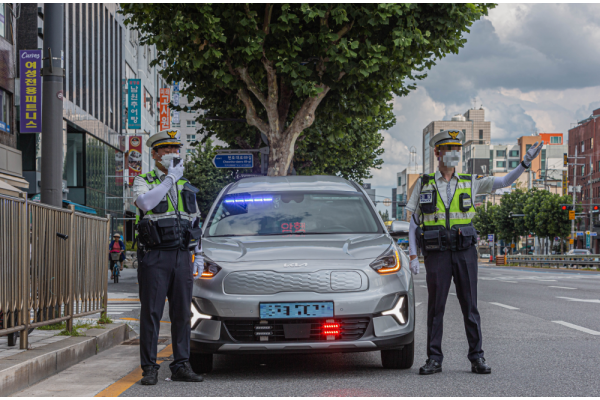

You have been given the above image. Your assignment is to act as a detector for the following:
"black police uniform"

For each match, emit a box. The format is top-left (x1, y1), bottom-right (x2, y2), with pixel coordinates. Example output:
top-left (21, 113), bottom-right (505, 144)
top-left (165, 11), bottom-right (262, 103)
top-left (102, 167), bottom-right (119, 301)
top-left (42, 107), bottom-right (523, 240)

top-left (135, 172), bottom-right (202, 375)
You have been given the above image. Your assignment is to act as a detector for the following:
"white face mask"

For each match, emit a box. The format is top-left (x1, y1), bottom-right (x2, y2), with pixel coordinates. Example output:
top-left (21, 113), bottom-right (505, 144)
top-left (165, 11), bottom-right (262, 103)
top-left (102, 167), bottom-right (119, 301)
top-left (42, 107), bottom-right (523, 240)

top-left (159, 153), bottom-right (180, 169)
top-left (442, 150), bottom-right (461, 167)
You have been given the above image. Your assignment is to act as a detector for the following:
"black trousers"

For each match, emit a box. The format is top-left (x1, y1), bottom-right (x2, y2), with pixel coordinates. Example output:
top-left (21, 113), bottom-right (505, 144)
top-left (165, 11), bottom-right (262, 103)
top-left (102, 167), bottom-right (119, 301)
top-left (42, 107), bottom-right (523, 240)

top-left (137, 248), bottom-right (193, 373)
top-left (424, 246), bottom-right (483, 363)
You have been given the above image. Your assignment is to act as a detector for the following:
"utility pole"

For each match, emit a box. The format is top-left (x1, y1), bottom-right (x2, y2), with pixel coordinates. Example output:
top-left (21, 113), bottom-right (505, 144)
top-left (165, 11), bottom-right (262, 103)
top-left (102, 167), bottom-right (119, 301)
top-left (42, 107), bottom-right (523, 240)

top-left (40, 4), bottom-right (65, 207)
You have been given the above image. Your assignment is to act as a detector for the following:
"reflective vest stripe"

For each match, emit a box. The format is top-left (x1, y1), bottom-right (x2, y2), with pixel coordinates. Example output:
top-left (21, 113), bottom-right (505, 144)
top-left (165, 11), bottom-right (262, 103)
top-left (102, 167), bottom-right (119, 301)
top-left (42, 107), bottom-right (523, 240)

top-left (136, 170), bottom-right (188, 221)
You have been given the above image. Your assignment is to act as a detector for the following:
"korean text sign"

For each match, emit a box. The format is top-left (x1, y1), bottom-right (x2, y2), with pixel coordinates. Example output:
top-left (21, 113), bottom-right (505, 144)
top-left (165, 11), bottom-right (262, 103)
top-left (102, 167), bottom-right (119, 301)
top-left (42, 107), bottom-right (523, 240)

top-left (20, 50), bottom-right (42, 133)
top-left (159, 88), bottom-right (170, 131)
top-left (128, 79), bottom-right (141, 129)
top-left (128, 136), bottom-right (143, 185)
top-left (172, 82), bottom-right (180, 125)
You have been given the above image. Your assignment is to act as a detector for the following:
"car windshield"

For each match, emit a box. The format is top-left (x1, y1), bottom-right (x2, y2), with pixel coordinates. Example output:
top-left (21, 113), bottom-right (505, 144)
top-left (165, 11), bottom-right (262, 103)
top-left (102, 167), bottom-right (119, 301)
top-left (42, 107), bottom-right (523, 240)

top-left (206, 191), bottom-right (382, 237)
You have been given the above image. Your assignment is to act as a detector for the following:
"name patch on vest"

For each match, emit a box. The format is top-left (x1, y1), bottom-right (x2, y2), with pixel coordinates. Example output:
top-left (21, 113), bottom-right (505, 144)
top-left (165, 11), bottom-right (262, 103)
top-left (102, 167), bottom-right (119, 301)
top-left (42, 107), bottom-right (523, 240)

top-left (420, 192), bottom-right (433, 204)
top-left (462, 197), bottom-right (472, 209)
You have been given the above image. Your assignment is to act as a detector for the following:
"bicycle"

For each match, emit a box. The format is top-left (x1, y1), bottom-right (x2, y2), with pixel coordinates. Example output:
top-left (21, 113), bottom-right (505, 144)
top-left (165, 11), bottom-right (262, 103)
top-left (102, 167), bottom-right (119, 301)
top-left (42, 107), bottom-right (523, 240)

top-left (110, 252), bottom-right (122, 283)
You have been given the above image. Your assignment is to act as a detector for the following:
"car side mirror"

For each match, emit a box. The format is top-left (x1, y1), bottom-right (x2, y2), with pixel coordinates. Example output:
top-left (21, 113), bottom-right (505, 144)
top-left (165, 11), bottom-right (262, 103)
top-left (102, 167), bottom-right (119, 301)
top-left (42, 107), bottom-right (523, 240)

top-left (389, 221), bottom-right (410, 237)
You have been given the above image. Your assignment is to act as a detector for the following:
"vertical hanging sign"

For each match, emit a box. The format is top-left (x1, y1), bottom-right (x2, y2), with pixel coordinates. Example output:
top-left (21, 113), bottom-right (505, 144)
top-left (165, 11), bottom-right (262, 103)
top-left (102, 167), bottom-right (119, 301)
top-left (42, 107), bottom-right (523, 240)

top-left (128, 136), bottom-right (143, 185)
top-left (159, 88), bottom-right (170, 131)
top-left (19, 50), bottom-right (42, 133)
top-left (128, 79), bottom-right (141, 130)
top-left (172, 82), bottom-right (180, 126)
top-left (562, 170), bottom-right (567, 196)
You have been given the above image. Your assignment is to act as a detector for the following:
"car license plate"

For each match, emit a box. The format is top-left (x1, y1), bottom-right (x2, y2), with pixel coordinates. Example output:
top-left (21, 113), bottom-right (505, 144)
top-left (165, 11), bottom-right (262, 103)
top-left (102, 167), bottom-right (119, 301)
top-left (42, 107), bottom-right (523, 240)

top-left (259, 302), bottom-right (334, 319)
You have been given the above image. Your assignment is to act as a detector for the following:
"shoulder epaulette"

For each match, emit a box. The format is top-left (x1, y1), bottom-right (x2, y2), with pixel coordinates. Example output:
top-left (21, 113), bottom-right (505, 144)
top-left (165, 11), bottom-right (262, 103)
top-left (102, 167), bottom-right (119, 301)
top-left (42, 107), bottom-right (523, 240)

top-left (459, 174), bottom-right (471, 180)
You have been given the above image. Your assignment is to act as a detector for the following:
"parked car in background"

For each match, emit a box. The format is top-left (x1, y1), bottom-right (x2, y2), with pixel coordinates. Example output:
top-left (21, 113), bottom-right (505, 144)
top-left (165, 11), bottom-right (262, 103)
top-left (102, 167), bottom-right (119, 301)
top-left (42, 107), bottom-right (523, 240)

top-left (565, 249), bottom-right (592, 268)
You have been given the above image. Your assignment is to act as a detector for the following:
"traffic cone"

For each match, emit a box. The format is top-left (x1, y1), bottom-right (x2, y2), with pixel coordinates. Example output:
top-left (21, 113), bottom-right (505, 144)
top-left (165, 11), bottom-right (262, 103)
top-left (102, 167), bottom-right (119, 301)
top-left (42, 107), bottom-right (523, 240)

top-left (489, 254), bottom-right (493, 262)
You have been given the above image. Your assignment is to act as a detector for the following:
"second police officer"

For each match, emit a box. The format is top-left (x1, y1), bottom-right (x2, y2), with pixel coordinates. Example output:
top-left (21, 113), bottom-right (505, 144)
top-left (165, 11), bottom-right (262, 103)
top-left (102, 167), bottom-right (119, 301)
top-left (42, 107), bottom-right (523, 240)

top-left (133, 129), bottom-right (204, 385)
top-left (405, 130), bottom-right (543, 375)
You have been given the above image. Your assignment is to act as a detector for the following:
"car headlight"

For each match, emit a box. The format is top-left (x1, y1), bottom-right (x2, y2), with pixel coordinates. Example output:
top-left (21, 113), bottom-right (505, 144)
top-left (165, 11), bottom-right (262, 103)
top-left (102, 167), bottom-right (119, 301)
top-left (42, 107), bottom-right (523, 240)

top-left (369, 246), bottom-right (402, 274)
top-left (201, 257), bottom-right (222, 279)
top-left (191, 299), bottom-right (212, 328)
top-left (382, 295), bottom-right (408, 325)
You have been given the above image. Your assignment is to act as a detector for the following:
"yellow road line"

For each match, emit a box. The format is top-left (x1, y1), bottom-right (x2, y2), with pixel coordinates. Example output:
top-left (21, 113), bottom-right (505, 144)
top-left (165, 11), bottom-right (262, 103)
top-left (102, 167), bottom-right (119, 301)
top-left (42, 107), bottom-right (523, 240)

top-left (95, 344), bottom-right (173, 397)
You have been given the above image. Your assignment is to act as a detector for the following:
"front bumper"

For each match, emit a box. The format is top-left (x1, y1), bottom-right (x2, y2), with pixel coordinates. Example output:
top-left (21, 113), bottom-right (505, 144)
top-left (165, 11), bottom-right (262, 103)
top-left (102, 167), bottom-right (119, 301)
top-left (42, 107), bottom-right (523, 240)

top-left (191, 308), bottom-right (414, 355)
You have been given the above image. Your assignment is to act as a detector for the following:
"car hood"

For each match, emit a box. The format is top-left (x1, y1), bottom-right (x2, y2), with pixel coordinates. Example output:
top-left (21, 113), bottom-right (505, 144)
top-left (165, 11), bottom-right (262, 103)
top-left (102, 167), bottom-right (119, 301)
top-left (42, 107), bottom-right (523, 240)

top-left (202, 233), bottom-right (392, 262)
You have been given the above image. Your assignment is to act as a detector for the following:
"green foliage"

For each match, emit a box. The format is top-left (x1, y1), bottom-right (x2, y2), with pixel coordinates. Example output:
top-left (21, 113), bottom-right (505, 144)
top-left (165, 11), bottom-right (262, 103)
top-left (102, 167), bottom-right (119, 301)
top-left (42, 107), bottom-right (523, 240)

top-left (495, 189), bottom-right (529, 245)
top-left (472, 202), bottom-right (497, 238)
top-left (37, 321), bottom-right (66, 330)
top-left (379, 209), bottom-right (390, 222)
top-left (98, 313), bottom-right (113, 325)
top-left (183, 139), bottom-right (236, 221)
top-left (120, 3), bottom-right (494, 176)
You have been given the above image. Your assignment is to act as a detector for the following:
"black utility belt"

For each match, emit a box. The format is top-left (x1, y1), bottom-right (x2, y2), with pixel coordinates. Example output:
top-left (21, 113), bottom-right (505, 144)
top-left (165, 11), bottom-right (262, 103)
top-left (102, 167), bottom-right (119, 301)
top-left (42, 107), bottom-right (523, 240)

top-left (136, 217), bottom-right (201, 250)
top-left (417, 225), bottom-right (477, 253)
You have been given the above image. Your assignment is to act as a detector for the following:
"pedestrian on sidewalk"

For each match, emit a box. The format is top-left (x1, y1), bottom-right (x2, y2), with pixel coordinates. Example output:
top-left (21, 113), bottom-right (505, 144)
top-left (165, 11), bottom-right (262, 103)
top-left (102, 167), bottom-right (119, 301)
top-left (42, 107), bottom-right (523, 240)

top-left (133, 129), bottom-right (204, 385)
top-left (406, 130), bottom-right (543, 375)
top-left (109, 233), bottom-right (125, 277)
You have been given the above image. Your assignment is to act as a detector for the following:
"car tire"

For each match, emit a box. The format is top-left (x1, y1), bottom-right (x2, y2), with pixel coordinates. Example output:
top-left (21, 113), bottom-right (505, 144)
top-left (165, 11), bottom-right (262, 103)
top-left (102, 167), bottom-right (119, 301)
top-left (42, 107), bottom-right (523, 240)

top-left (189, 352), bottom-right (213, 374)
top-left (381, 340), bottom-right (414, 369)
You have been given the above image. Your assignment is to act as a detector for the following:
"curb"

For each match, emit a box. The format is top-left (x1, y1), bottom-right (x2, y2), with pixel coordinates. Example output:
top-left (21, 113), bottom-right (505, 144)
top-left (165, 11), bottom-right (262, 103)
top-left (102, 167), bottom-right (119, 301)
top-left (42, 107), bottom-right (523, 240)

top-left (0, 323), bottom-right (135, 396)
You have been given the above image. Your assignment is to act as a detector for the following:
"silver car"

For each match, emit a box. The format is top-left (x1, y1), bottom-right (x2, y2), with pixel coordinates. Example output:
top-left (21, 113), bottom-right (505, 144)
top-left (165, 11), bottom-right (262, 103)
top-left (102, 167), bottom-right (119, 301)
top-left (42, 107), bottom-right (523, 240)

top-left (189, 176), bottom-right (415, 373)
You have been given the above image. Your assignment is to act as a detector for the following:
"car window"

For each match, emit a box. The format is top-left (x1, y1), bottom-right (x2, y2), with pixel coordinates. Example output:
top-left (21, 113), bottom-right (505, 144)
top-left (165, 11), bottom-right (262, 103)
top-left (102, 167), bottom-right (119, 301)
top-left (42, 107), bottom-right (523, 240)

top-left (206, 191), bottom-right (382, 237)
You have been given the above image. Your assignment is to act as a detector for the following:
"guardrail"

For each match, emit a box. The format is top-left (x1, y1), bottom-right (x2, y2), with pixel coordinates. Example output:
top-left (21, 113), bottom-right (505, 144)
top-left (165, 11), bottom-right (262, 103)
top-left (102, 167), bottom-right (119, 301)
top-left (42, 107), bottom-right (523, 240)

top-left (505, 254), bottom-right (600, 268)
top-left (0, 193), bottom-right (110, 348)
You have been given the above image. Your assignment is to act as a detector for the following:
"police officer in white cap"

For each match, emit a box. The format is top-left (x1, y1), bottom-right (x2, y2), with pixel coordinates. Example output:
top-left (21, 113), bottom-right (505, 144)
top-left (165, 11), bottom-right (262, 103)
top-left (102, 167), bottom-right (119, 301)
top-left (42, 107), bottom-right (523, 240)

top-left (132, 129), bottom-right (203, 385)
top-left (405, 130), bottom-right (543, 375)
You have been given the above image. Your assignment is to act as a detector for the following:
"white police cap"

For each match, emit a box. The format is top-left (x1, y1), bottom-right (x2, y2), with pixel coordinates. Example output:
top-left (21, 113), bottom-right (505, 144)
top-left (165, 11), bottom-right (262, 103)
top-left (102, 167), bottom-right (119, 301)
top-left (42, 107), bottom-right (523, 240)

top-left (146, 129), bottom-right (183, 149)
top-left (429, 129), bottom-right (465, 148)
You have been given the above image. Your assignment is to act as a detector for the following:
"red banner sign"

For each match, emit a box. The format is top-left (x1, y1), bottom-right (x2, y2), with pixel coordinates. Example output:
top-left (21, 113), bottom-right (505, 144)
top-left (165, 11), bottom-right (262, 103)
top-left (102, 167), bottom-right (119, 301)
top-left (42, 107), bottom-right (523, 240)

top-left (128, 136), bottom-right (143, 185)
top-left (159, 88), bottom-right (170, 131)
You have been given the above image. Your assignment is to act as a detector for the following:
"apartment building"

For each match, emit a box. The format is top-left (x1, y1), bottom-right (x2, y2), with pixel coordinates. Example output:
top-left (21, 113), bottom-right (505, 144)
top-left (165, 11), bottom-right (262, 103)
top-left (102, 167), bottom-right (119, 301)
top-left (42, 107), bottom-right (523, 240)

top-left (396, 165), bottom-right (422, 221)
top-left (422, 107), bottom-right (491, 174)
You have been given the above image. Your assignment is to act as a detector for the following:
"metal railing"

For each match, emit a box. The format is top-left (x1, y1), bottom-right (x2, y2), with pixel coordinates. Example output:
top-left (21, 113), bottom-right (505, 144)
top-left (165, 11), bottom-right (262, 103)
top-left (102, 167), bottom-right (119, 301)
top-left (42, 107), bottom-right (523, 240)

top-left (0, 193), bottom-right (110, 348)
top-left (505, 254), bottom-right (600, 268)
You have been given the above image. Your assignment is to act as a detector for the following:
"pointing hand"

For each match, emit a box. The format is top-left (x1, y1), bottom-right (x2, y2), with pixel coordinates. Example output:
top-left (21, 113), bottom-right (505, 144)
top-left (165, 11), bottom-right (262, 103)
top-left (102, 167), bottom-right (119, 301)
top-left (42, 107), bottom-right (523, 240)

top-left (523, 141), bottom-right (544, 167)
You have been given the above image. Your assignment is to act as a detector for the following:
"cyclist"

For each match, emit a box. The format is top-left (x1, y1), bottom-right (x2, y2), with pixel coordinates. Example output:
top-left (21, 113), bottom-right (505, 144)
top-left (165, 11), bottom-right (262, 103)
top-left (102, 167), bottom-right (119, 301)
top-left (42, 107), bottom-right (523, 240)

top-left (109, 233), bottom-right (125, 278)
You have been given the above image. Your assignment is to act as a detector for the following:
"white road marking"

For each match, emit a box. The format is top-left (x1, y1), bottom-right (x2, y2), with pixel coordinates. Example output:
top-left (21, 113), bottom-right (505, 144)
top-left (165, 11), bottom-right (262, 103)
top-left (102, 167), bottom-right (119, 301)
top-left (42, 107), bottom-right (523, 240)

top-left (415, 302), bottom-right (422, 307)
top-left (499, 280), bottom-right (518, 283)
top-left (557, 297), bottom-right (600, 304)
top-left (552, 321), bottom-right (600, 335)
top-left (489, 302), bottom-right (520, 310)
top-left (420, 285), bottom-right (427, 288)
top-left (548, 286), bottom-right (577, 290)
top-left (449, 293), bottom-right (457, 296)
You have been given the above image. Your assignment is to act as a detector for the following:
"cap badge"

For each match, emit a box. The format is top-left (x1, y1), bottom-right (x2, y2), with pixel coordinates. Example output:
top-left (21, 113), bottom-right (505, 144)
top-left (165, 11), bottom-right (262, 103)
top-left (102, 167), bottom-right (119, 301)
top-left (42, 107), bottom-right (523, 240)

top-left (449, 131), bottom-right (459, 139)
top-left (166, 130), bottom-right (178, 138)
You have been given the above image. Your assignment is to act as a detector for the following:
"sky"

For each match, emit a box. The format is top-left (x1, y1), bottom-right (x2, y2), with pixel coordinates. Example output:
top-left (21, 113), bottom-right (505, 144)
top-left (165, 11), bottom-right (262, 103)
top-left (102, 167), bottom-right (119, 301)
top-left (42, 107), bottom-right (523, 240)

top-left (370, 3), bottom-right (600, 215)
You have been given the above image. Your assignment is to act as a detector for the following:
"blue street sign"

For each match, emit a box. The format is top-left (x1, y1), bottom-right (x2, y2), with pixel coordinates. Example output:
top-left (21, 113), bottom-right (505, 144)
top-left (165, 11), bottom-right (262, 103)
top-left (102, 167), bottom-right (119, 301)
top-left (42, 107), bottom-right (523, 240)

top-left (488, 234), bottom-right (494, 242)
top-left (213, 154), bottom-right (253, 168)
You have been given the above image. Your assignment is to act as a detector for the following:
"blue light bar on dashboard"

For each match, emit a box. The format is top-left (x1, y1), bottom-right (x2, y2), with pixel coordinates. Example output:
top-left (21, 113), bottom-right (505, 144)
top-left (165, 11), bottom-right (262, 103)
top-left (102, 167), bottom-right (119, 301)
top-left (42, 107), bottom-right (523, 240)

top-left (224, 196), bottom-right (273, 204)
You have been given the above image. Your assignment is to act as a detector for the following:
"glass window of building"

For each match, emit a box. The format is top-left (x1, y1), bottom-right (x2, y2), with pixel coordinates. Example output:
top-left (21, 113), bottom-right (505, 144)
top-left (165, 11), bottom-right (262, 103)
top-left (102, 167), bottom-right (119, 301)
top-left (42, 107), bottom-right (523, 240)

top-left (145, 89), bottom-right (153, 116)
top-left (496, 150), bottom-right (506, 157)
top-left (397, 177), bottom-right (401, 186)
top-left (509, 150), bottom-right (519, 157)
top-left (526, 144), bottom-right (532, 152)
top-left (496, 161), bottom-right (506, 168)
top-left (187, 120), bottom-right (196, 128)
top-left (479, 129), bottom-right (483, 139)
top-left (0, 4), bottom-right (5, 38)
top-left (509, 160), bottom-right (519, 168)
top-left (186, 134), bottom-right (196, 142)
top-left (551, 136), bottom-right (561, 144)
top-left (581, 142), bottom-right (585, 152)
top-left (172, 122), bottom-right (180, 127)
top-left (0, 89), bottom-right (10, 133)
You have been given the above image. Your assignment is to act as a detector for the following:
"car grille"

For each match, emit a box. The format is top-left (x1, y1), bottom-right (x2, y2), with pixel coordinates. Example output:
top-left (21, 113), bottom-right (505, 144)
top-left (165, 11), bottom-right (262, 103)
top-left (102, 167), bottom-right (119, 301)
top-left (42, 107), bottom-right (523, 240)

top-left (223, 317), bottom-right (370, 342)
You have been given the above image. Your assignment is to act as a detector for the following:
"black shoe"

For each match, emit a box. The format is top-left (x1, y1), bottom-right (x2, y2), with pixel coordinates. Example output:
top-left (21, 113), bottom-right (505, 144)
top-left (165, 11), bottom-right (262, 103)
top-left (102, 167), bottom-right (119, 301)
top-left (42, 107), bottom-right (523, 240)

top-left (471, 357), bottom-right (491, 374)
top-left (419, 359), bottom-right (442, 375)
top-left (171, 362), bottom-right (204, 382)
top-left (141, 366), bottom-right (159, 385)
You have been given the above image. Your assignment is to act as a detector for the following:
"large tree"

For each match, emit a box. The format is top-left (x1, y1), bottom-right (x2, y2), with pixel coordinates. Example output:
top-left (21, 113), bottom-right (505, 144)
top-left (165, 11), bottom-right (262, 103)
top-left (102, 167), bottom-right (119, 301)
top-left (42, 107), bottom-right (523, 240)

top-left (121, 3), bottom-right (494, 176)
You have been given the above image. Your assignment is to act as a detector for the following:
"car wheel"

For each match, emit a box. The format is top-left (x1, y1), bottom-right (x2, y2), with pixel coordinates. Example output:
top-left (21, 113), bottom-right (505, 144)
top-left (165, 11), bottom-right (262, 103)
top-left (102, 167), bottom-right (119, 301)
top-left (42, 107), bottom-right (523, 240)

top-left (189, 352), bottom-right (213, 374)
top-left (381, 340), bottom-right (414, 369)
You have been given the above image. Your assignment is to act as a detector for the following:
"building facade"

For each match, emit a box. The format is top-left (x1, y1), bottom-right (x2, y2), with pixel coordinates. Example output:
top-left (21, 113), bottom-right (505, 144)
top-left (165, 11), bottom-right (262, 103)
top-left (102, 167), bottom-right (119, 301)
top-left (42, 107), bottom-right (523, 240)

top-left (568, 108), bottom-right (600, 250)
top-left (0, 3), bottom-right (30, 197)
top-left (396, 165), bottom-right (422, 221)
top-left (14, 4), bottom-right (167, 229)
top-left (422, 108), bottom-right (491, 175)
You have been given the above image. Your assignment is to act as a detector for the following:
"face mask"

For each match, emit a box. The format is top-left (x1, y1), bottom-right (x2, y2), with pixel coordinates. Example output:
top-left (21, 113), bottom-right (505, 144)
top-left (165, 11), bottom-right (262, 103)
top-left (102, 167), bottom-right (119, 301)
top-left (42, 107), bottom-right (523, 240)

top-left (159, 153), bottom-right (179, 169)
top-left (442, 150), bottom-right (461, 167)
